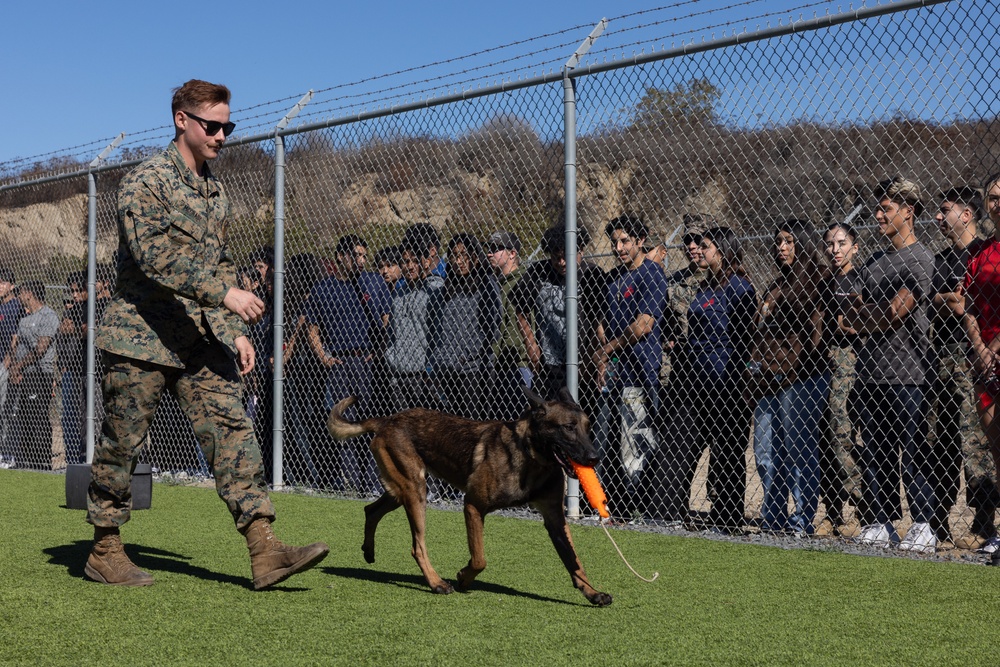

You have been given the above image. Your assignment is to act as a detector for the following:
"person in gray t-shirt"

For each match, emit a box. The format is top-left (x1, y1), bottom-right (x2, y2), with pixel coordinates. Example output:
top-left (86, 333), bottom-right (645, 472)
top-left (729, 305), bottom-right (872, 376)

top-left (385, 243), bottom-right (443, 412)
top-left (853, 242), bottom-right (936, 386)
top-left (9, 281), bottom-right (58, 469)
top-left (844, 177), bottom-right (938, 553)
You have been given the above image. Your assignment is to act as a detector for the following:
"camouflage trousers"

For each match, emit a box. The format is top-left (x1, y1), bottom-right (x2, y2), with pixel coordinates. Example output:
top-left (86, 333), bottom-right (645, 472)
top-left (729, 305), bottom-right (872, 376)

top-left (926, 346), bottom-right (998, 523)
top-left (88, 344), bottom-right (275, 531)
top-left (818, 346), bottom-right (864, 523)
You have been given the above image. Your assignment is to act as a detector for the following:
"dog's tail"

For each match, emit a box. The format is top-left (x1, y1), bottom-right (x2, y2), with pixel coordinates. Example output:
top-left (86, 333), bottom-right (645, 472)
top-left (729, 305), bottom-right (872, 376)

top-left (327, 396), bottom-right (379, 440)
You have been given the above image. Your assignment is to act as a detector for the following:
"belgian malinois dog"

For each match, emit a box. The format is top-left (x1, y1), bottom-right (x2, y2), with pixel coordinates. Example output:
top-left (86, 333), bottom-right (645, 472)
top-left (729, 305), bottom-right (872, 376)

top-left (327, 387), bottom-right (612, 606)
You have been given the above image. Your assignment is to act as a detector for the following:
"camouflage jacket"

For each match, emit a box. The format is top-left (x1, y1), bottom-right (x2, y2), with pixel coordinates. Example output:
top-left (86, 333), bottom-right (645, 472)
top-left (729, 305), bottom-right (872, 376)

top-left (96, 142), bottom-right (247, 368)
top-left (663, 265), bottom-right (706, 345)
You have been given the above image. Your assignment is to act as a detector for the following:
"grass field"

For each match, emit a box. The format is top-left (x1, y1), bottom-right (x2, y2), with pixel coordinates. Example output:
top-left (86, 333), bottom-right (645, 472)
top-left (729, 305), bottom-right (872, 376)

top-left (5, 469), bottom-right (1000, 666)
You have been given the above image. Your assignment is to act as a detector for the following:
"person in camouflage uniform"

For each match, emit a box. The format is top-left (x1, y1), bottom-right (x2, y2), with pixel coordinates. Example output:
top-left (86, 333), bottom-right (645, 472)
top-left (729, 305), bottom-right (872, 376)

top-left (816, 222), bottom-right (865, 537)
top-left (926, 187), bottom-right (997, 548)
top-left (645, 215), bottom-right (710, 522)
top-left (84, 79), bottom-right (328, 589)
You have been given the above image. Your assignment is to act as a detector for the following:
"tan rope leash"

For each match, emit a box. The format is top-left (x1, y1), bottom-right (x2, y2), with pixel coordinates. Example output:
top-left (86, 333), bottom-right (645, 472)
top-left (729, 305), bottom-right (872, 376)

top-left (600, 519), bottom-right (659, 583)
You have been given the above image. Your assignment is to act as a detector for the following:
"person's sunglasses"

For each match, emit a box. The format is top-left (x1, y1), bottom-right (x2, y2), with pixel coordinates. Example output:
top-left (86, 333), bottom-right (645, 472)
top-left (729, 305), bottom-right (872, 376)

top-left (183, 110), bottom-right (236, 137)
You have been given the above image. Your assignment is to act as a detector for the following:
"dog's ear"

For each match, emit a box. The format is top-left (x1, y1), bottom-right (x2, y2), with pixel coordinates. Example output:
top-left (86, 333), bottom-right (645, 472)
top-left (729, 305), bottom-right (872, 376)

top-left (557, 387), bottom-right (575, 404)
top-left (521, 385), bottom-right (546, 412)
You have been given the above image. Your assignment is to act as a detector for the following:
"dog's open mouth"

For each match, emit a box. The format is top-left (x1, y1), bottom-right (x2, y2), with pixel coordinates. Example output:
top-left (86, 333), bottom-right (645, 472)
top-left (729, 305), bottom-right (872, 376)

top-left (553, 451), bottom-right (576, 477)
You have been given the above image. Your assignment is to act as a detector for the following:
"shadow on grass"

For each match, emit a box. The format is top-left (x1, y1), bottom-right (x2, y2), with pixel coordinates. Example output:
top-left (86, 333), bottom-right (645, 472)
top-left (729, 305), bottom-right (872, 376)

top-left (43, 541), bottom-right (310, 592)
top-left (322, 566), bottom-right (582, 605)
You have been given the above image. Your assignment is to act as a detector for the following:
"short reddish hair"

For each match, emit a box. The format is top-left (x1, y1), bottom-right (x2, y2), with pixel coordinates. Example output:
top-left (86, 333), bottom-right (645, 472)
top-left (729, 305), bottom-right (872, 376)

top-left (171, 79), bottom-right (231, 115)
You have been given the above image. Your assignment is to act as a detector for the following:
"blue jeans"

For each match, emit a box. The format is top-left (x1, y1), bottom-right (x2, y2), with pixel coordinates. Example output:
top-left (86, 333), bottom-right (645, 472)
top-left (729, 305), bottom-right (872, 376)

top-left (854, 383), bottom-right (935, 525)
top-left (754, 372), bottom-right (831, 534)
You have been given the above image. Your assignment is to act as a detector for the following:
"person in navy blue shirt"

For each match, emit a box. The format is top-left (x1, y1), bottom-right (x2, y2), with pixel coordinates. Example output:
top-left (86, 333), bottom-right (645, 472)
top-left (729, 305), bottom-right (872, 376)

top-left (305, 235), bottom-right (390, 496)
top-left (684, 226), bottom-right (757, 533)
top-left (593, 215), bottom-right (668, 517)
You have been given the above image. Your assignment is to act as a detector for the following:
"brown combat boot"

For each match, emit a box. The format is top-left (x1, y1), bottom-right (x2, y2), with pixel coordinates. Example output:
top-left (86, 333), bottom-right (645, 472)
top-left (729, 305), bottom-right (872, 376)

top-left (835, 518), bottom-right (862, 539)
top-left (243, 518), bottom-right (329, 590)
top-left (813, 517), bottom-right (836, 537)
top-left (84, 527), bottom-right (154, 586)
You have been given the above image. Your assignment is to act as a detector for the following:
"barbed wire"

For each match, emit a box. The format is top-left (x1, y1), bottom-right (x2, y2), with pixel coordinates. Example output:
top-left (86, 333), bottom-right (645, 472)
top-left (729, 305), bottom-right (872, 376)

top-left (238, 2), bottom-right (827, 134)
top-left (0, 136), bottom-right (121, 169)
top-left (0, 1), bottom-right (884, 175)
top-left (586, 0), bottom-right (837, 62)
top-left (262, 2), bottom-right (777, 129)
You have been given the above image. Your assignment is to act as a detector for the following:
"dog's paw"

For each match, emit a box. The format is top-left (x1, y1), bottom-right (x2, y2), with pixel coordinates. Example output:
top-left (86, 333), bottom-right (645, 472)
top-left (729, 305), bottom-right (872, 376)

top-left (455, 566), bottom-right (483, 591)
top-left (362, 545), bottom-right (375, 564)
top-left (589, 591), bottom-right (613, 607)
top-left (430, 581), bottom-right (454, 595)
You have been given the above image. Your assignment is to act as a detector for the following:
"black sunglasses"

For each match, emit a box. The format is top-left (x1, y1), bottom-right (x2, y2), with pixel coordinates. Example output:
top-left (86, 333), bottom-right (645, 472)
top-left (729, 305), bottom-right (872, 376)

top-left (182, 110), bottom-right (236, 137)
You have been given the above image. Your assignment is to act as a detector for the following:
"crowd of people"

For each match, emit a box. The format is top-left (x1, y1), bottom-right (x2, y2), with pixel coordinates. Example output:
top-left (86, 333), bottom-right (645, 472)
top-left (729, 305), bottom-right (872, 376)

top-left (640, 175), bottom-right (1000, 557)
top-left (4, 172), bottom-right (1000, 556)
top-left (0, 265), bottom-right (113, 471)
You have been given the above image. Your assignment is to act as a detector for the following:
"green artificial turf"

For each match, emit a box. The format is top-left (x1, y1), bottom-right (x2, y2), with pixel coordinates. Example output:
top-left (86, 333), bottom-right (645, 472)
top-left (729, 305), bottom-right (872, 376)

top-left (4, 469), bottom-right (1000, 666)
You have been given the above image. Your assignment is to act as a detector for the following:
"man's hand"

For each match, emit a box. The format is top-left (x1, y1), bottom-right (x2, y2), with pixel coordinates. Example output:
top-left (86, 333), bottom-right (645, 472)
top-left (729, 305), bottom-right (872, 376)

top-left (320, 354), bottom-right (343, 368)
top-left (973, 345), bottom-right (997, 378)
top-left (223, 287), bottom-right (265, 324)
top-left (592, 347), bottom-right (608, 391)
top-left (234, 336), bottom-right (256, 376)
top-left (9, 360), bottom-right (23, 384)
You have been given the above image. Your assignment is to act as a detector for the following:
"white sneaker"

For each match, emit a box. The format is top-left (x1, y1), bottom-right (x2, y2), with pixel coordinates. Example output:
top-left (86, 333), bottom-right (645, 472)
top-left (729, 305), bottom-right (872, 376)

top-left (858, 523), bottom-right (889, 546)
top-left (899, 522), bottom-right (936, 554)
top-left (857, 522), bottom-right (899, 548)
top-left (979, 536), bottom-right (1000, 555)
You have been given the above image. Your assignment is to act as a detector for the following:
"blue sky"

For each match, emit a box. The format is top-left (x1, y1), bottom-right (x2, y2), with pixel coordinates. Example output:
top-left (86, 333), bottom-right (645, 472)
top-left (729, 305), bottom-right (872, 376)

top-left (0, 0), bottom-right (981, 169)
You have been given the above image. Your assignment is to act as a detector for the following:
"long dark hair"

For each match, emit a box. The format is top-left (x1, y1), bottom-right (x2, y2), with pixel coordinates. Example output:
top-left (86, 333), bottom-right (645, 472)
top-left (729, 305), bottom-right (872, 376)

top-left (284, 253), bottom-right (326, 323)
top-left (773, 218), bottom-right (829, 307)
top-left (702, 226), bottom-right (748, 283)
top-left (444, 232), bottom-right (491, 298)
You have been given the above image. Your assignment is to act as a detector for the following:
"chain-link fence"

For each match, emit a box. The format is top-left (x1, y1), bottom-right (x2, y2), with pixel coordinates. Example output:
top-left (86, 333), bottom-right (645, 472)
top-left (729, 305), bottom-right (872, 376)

top-left (1, 0), bottom-right (998, 555)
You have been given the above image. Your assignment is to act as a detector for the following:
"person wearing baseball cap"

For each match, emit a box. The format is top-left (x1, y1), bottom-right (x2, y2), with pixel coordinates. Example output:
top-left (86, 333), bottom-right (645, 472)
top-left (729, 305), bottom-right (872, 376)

top-left (484, 230), bottom-right (531, 420)
top-left (650, 213), bottom-right (715, 523)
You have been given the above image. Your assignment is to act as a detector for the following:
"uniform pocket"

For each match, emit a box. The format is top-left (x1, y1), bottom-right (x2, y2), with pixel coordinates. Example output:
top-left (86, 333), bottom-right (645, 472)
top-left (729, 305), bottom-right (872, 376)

top-left (168, 211), bottom-right (205, 244)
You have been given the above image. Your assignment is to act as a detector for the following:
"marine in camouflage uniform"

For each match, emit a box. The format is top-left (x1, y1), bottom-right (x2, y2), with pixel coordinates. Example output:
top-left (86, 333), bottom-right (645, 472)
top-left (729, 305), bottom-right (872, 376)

top-left (644, 222), bottom-right (710, 521)
top-left (660, 265), bottom-right (705, 384)
top-left (85, 81), bottom-right (327, 589)
top-left (88, 140), bottom-right (273, 531)
top-left (926, 220), bottom-right (996, 545)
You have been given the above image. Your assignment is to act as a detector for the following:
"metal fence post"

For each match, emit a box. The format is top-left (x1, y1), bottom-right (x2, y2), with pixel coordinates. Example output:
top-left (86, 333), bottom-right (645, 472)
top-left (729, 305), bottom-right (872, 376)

top-left (85, 133), bottom-right (124, 464)
top-left (563, 20), bottom-right (606, 518)
top-left (271, 92), bottom-right (314, 490)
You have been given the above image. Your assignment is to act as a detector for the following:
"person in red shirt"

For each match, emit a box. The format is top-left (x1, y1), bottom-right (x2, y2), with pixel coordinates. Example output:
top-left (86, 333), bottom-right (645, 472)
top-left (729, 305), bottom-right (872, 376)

top-left (963, 172), bottom-right (1000, 555)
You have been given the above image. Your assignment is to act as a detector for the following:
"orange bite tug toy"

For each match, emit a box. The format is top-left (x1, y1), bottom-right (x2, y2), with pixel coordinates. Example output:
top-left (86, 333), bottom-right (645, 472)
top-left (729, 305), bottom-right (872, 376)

top-left (571, 461), bottom-right (610, 519)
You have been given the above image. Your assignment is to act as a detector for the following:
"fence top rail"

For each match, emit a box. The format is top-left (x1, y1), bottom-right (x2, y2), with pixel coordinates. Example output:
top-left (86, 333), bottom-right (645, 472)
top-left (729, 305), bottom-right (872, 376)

top-left (0, 0), bottom-right (950, 194)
